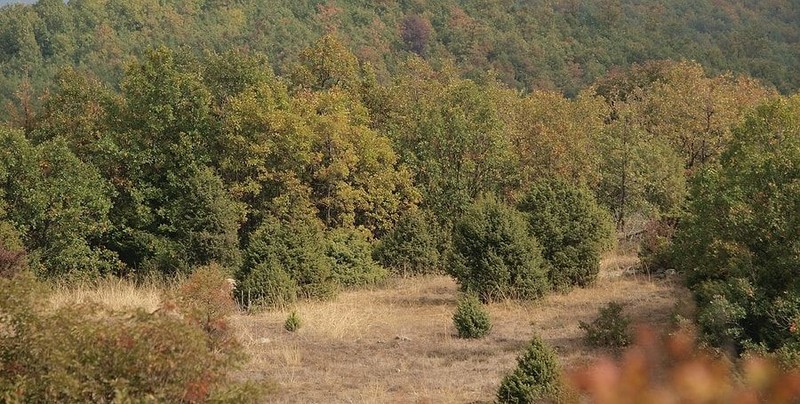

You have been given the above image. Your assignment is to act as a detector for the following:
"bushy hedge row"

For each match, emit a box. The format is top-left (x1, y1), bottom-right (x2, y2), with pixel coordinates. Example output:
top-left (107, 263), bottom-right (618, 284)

top-left (447, 181), bottom-right (614, 302)
top-left (236, 215), bottom-right (388, 309)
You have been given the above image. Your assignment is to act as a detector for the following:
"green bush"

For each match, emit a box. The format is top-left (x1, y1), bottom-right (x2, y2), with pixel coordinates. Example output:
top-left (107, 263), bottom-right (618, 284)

top-left (0, 219), bottom-right (25, 278)
top-left (326, 227), bottom-right (387, 287)
top-left (284, 311), bottom-right (301, 332)
top-left (0, 274), bottom-right (260, 403)
top-left (237, 215), bottom-right (335, 305)
top-left (448, 196), bottom-right (548, 302)
top-left (373, 209), bottom-right (443, 276)
top-left (497, 335), bottom-right (563, 403)
top-left (518, 178), bottom-right (615, 291)
top-left (453, 294), bottom-right (492, 338)
top-left (579, 302), bottom-right (632, 349)
top-left (0, 129), bottom-right (120, 277)
top-left (697, 293), bottom-right (747, 351)
top-left (239, 260), bottom-right (299, 309)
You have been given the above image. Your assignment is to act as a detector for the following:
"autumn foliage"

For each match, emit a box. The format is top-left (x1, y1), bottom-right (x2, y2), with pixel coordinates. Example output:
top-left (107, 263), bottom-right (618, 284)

top-left (570, 328), bottom-right (800, 403)
top-left (0, 271), bottom-right (259, 402)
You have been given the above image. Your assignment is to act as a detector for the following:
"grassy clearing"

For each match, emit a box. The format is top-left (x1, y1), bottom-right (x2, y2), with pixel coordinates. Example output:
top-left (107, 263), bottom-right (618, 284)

top-left (43, 252), bottom-right (690, 402)
top-left (230, 253), bottom-right (690, 403)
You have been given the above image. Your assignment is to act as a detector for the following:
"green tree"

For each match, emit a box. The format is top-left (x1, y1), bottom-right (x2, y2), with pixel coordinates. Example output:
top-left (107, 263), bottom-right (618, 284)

top-left (0, 128), bottom-right (117, 277)
top-left (673, 96), bottom-right (800, 353)
top-left (448, 196), bottom-right (547, 302)
top-left (239, 214), bottom-right (334, 301)
top-left (497, 335), bottom-right (564, 403)
top-left (373, 208), bottom-right (443, 276)
top-left (288, 34), bottom-right (361, 95)
top-left (595, 120), bottom-right (686, 231)
top-left (518, 178), bottom-right (614, 291)
top-left (107, 48), bottom-right (243, 274)
top-left (325, 227), bottom-right (387, 287)
top-left (377, 62), bottom-right (517, 222)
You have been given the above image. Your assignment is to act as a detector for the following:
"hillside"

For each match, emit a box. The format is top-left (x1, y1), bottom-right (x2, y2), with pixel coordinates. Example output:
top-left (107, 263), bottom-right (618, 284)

top-left (2, 0), bottom-right (800, 401)
top-left (0, 0), bottom-right (798, 111)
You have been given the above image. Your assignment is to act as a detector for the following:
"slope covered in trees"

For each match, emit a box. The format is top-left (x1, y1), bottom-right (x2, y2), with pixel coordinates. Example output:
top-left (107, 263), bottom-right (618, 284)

top-left (0, 0), bottom-right (799, 116)
top-left (3, 0), bottom-right (800, 392)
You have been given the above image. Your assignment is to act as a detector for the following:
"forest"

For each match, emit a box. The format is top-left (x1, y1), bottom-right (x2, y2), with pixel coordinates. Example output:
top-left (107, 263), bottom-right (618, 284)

top-left (1, 0), bottom-right (800, 402)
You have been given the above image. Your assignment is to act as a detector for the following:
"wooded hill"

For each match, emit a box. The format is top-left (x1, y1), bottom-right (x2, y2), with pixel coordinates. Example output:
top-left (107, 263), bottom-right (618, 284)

top-left (3, 0), bottom-right (800, 401)
top-left (0, 0), bottom-right (798, 112)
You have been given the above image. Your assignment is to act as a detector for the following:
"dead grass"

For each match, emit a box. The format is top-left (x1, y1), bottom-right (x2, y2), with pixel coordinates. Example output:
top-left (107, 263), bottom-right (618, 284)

top-left (48, 277), bottom-right (162, 313)
top-left (41, 252), bottom-right (690, 402)
top-left (231, 252), bottom-right (692, 403)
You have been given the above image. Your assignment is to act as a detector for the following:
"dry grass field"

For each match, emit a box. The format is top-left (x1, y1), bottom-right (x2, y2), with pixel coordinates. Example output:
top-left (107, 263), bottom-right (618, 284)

top-left (45, 252), bottom-right (690, 403)
top-left (230, 254), bottom-right (691, 403)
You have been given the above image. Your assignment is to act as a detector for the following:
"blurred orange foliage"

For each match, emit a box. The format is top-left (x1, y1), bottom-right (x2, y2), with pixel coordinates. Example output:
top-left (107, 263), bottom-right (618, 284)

top-left (570, 327), bottom-right (800, 404)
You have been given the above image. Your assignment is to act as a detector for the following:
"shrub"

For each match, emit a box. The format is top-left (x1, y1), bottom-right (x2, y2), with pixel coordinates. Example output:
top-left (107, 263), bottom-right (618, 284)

top-left (0, 273), bottom-right (260, 403)
top-left (497, 335), bottom-right (564, 403)
top-left (639, 217), bottom-right (677, 273)
top-left (579, 302), bottom-right (632, 349)
top-left (453, 294), bottom-right (492, 338)
top-left (448, 196), bottom-right (548, 302)
top-left (239, 260), bottom-right (298, 309)
top-left (518, 178), bottom-right (615, 291)
top-left (0, 130), bottom-right (119, 278)
top-left (171, 263), bottom-right (240, 352)
top-left (0, 220), bottom-right (26, 278)
top-left (237, 215), bottom-right (335, 306)
top-left (697, 294), bottom-right (747, 351)
top-left (326, 227), bottom-right (387, 287)
top-left (284, 311), bottom-right (301, 332)
top-left (373, 209), bottom-right (443, 276)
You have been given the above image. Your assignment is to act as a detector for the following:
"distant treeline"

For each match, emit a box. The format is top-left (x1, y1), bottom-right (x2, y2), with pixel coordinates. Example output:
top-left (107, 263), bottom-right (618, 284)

top-left (0, 0), bottom-right (799, 112)
top-left (0, 35), bottom-right (777, 284)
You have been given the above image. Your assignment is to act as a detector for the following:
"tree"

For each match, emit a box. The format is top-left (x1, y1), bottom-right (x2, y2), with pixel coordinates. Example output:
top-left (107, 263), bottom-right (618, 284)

top-left (238, 214), bottom-right (334, 301)
top-left (107, 48), bottom-right (243, 274)
top-left (298, 88), bottom-right (417, 235)
top-left (498, 88), bottom-right (608, 191)
top-left (497, 335), bottom-right (564, 403)
top-left (401, 14), bottom-right (433, 56)
top-left (448, 196), bottom-right (547, 302)
top-left (639, 61), bottom-right (775, 171)
top-left (288, 34), bottom-right (361, 95)
top-left (595, 119), bottom-right (686, 231)
top-left (673, 96), bottom-right (800, 354)
top-left (0, 128), bottom-right (118, 277)
top-left (377, 62), bottom-right (517, 223)
top-left (31, 68), bottom-right (120, 167)
top-left (373, 208), bottom-right (443, 276)
top-left (518, 178), bottom-right (615, 291)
